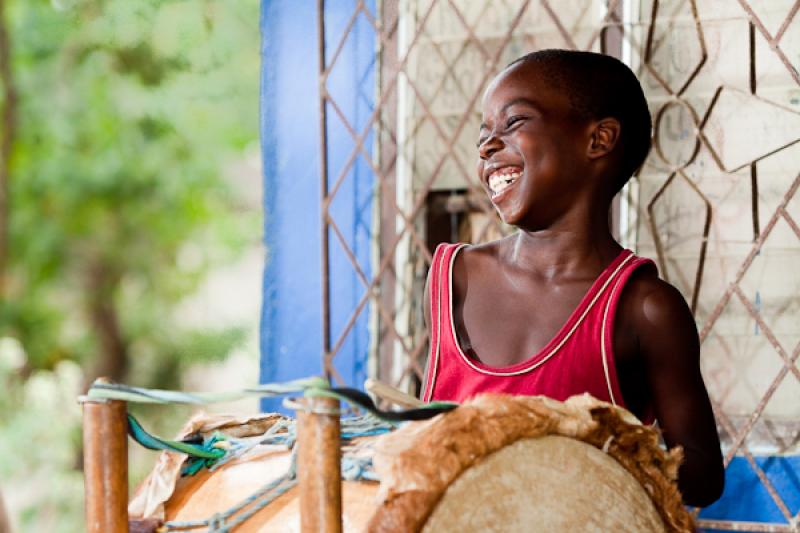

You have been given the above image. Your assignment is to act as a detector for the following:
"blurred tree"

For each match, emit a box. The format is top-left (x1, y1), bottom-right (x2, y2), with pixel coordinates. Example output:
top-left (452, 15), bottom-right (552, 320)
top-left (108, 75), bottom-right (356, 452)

top-left (0, 0), bottom-right (260, 388)
top-left (0, 0), bottom-right (16, 297)
top-left (0, 1), bottom-right (261, 530)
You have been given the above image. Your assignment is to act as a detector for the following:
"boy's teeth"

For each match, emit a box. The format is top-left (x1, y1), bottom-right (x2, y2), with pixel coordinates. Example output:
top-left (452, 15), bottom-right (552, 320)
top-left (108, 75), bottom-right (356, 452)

top-left (488, 170), bottom-right (521, 195)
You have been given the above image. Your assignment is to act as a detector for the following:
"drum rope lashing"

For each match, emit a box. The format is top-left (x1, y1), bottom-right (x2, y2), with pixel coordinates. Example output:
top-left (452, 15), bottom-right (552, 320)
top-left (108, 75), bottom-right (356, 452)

top-left (127, 414), bottom-right (229, 476)
top-left (127, 410), bottom-right (392, 477)
top-left (163, 455), bottom-right (298, 532)
top-left (91, 376), bottom-right (456, 475)
top-left (154, 415), bottom-right (387, 532)
top-left (87, 376), bottom-right (458, 421)
top-left (87, 377), bottom-right (452, 532)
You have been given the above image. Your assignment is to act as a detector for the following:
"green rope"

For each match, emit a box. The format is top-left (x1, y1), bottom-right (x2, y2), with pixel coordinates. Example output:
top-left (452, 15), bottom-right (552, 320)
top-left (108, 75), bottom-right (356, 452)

top-left (127, 414), bottom-right (225, 459)
top-left (88, 376), bottom-right (327, 405)
top-left (88, 377), bottom-right (458, 425)
top-left (127, 414), bottom-right (229, 475)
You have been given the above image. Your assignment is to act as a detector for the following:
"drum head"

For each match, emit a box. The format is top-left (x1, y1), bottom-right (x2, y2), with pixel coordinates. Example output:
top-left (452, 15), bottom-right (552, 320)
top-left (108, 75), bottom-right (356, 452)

top-left (423, 435), bottom-right (665, 532)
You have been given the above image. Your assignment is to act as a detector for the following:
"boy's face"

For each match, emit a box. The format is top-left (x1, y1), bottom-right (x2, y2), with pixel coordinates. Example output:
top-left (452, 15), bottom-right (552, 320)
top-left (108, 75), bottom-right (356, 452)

top-left (477, 62), bottom-right (591, 228)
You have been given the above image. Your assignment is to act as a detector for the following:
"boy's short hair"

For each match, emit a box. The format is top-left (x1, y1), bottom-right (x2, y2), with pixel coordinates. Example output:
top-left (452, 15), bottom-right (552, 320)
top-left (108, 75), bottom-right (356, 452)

top-left (509, 49), bottom-right (652, 192)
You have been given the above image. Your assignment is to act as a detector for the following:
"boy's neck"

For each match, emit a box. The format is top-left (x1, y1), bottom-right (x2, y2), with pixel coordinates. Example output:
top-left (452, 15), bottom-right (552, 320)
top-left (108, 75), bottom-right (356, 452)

top-left (507, 206), bottom-right (621, 280)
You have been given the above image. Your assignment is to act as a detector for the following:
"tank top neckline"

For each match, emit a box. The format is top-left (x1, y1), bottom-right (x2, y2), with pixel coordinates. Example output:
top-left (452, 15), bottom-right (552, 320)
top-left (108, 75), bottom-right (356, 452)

top-left (445, 245), bottom-right (635, 376)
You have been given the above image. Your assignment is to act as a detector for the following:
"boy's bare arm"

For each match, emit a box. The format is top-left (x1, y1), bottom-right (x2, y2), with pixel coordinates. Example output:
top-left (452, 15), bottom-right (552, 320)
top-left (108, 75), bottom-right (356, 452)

top-left (626, 275), bottom-right (725, 506)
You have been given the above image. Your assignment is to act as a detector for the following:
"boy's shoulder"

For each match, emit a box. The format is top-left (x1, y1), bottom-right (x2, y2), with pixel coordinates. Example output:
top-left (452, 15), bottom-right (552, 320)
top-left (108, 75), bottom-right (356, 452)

top-left (450, 238), bottom-right (512, 284)
top-left (620, 265), bottom-right (694, 328)
top-left (616, 263), bottom-right (699, 361)
top-left (456, 236), bottom-right (514, 263)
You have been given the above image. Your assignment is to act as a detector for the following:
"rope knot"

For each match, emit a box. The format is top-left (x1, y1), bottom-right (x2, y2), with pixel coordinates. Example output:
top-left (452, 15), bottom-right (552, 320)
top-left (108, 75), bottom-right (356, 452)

top-left (207, 512), bottom-right (225, 531)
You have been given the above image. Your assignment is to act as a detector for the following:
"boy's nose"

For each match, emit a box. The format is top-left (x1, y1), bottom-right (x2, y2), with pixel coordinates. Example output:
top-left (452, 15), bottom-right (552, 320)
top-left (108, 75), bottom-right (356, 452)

top-left (478, 134), bottom-right (503, 160)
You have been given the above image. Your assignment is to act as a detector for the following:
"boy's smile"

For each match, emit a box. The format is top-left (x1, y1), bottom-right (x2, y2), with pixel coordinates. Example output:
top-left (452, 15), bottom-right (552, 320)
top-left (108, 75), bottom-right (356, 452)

top-left (486, 165), bottom-right (522, 198)
top-left (477, 62), bottom-right (590, 229)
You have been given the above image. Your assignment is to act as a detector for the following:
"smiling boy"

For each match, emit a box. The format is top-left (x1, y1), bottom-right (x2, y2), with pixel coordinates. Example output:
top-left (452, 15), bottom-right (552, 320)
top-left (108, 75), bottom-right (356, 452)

top-left (421, 50), bottom-right (724, 506)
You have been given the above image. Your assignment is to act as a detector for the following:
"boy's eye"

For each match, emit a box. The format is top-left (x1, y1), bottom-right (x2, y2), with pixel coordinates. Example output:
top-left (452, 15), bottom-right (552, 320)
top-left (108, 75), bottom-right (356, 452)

top-left (505, 115), bottom-right (526, 128)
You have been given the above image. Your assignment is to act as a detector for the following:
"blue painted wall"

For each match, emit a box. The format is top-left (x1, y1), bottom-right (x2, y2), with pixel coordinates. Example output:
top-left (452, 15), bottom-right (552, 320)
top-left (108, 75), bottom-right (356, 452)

top-left (259, 0), bottom-right (374, 412)
top-left (699, 455), bottom-right (800, 530)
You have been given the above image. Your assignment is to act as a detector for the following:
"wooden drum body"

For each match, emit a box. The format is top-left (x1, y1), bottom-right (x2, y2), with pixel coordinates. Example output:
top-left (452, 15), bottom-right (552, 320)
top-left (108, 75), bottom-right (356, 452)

top-left (164, 447), bottom-right (378, 531)
top-left (130, 394), bottom-right (694, 532)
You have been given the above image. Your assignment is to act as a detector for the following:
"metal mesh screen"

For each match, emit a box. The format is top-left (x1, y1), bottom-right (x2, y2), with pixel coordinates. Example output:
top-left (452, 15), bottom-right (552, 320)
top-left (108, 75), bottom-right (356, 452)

top-left (317, 1), bottom-right (800, 529)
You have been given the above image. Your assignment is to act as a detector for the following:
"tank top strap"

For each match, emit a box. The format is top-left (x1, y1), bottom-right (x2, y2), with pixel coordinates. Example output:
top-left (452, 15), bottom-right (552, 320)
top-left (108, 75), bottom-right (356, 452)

top-left (422, 243), bottom-right (464, 402)
top-left (599, 254), bottom-right (658, 422)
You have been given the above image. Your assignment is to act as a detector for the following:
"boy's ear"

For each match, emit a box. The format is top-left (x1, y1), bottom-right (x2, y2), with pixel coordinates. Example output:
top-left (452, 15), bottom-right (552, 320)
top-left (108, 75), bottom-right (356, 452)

top-left (587, 118), bottom-right (621, 159)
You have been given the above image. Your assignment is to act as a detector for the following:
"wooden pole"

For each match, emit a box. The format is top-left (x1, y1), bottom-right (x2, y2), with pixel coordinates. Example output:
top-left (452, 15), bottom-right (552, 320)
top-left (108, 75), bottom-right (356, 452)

top-left (81, 392), bottom-right (129, 533)
top-left (297, 396), bottom-right (342, 533)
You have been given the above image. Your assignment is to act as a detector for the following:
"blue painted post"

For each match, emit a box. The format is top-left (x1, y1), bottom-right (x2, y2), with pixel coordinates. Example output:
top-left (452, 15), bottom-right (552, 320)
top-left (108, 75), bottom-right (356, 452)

top-left (259, 1), bottom-right (375, 412)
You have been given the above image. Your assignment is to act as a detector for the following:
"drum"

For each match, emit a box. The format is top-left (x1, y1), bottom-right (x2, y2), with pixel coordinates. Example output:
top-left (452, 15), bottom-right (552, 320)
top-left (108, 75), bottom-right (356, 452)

top-left (130, 412), bottom-right (384, 531)
top-left (129, 394), bottom-right (693, 532)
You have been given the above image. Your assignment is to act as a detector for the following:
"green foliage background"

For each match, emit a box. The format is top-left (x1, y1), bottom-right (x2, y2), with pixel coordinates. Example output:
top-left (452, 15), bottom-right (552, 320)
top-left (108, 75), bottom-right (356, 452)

top-left (0, 1), bottom-right (261, 530)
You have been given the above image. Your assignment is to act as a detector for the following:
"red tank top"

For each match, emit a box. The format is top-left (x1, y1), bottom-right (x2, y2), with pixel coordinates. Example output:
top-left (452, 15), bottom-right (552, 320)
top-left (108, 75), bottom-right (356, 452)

top-left (422, 243), bottom-right (655, 422)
